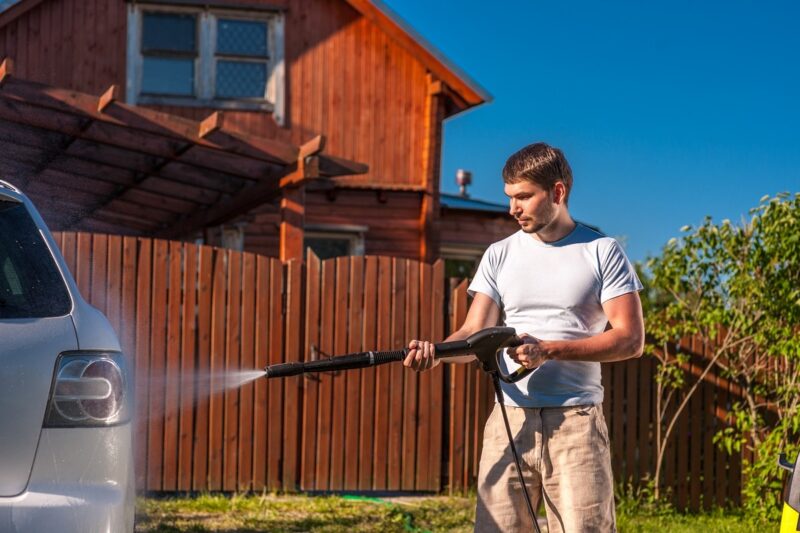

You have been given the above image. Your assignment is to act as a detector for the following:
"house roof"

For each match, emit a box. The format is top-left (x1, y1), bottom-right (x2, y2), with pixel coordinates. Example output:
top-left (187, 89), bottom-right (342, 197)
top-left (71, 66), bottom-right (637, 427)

top-left (0, 59), bottom-right (367, 237)
top-left (0, 0), bottom-right (491, 111)
top-left (441, 192), bottom-right (508, 214)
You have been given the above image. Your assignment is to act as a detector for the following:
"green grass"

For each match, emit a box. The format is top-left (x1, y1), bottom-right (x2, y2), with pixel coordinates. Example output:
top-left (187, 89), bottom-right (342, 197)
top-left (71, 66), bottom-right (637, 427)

top-left (136, 493), bottom-right (776, 532)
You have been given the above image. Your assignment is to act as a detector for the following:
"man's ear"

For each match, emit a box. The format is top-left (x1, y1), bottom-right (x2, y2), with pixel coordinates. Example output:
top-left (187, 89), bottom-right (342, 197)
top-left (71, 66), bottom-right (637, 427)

top-left (553, 182), bottom-right (567, 205)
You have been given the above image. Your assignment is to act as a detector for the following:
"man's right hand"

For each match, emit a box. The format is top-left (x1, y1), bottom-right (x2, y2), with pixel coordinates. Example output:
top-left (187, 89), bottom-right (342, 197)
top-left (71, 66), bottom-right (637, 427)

top-left (403, 340), bottom-right (440, 372)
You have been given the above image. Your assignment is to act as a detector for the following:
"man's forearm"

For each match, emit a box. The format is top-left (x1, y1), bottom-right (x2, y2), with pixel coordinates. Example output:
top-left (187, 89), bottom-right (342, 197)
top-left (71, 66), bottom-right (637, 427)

top-left (542, 328), bottom-right (643, 363)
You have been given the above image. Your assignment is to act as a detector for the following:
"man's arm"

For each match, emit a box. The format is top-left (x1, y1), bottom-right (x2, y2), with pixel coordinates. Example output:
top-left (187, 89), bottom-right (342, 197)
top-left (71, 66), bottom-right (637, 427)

top-left (508, 291), bottom-right (644, 368)
top-left (403, 292), bottom-right (501, 371)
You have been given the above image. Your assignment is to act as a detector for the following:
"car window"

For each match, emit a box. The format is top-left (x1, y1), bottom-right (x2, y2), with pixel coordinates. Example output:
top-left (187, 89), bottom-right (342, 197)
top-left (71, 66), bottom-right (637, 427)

top-left (0, 200), bottom-right (71, 318)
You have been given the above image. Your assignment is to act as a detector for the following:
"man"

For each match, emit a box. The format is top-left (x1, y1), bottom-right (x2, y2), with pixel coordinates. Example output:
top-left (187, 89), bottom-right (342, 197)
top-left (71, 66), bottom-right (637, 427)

top-left (405, 142), bottom-right (644, 532)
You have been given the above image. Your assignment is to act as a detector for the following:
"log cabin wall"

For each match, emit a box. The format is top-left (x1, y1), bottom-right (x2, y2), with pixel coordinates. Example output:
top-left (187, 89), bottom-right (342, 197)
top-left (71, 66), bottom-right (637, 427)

top-left (439, 210), bottom-right (518, 249)
top-left (0, 0), bottom-right (432, 190)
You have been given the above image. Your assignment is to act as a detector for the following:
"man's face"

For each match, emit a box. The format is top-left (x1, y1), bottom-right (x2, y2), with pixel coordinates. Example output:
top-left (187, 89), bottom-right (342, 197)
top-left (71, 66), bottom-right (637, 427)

top-left (504, 180), bottom-right (557, 234)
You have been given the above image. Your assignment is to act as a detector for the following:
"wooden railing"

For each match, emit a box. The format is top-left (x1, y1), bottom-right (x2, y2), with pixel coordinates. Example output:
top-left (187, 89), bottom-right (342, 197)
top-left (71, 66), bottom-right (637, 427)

top-left (53, 233), bottom-right (742, 509)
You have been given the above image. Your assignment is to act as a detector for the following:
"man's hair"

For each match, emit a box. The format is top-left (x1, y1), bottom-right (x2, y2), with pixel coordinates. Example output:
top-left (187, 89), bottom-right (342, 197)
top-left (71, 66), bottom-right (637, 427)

top-left (502, 143), bottom-right (573, 204)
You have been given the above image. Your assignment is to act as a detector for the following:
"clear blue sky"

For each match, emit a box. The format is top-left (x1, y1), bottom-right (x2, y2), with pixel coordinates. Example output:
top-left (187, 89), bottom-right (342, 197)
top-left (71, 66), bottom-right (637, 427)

top-left (385, 0), bottom-right (800, 262)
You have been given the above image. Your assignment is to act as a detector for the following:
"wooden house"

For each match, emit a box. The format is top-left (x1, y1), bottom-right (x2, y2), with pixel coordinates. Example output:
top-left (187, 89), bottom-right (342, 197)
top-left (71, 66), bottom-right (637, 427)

top-left (0, 0), bottom-right (517, 263)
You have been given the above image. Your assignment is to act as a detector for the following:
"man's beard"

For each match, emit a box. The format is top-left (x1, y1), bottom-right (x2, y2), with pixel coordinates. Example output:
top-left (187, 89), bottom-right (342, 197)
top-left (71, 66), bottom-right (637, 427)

top-left (518, 201), bottom-right (556, 234)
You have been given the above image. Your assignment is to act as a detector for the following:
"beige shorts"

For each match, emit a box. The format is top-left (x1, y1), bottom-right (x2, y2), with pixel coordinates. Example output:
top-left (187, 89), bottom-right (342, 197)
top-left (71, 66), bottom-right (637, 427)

top-left (475, 403), bottom-right (616, 533)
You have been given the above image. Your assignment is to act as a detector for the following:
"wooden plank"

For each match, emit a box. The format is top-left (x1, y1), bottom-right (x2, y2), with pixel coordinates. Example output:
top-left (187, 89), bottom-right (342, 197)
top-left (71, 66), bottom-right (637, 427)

top-left (329, 256), bottom-right (349, 490)
top-left (638, 354), bottom-right (653, 494)
top-left (387, 258), bottom-right (406, 490)
top-left (358, 256), bottom-right (378, 488)
top-left (315, 259), bottom-right (335, 489)
top-left (223, 250), bottom-right (242, 491)
top-left (689, 338), bottom-right (702, 511)
top-left (677, 365), bottom-right (689, 510)
top-left (192, 245), bottom-right (213, 491)
top-left (282, 259), bottom-right (303, 491)
top-left (162, 241), bottom-right (183, 491)
top-left (237, 252), bottom-right (256, 491)
top-left (429, 259), bottom-right (445, 490)
top-left (105, 235), bottom-right (122, 338)
top-left (266, 258), bottom-right (284, 490)
top-left (301, 252), bottom-right (321, 490)
top-left (178, 243), bottom-right (198, 491)
top-left (612, 361), bottom-right (625, 480)
top-left (344, 257), bottom-right (364, 490)
top-left (89, 233), bottom-right (107, 313)
top-left (626, 358), bottom-right (638, 485)
top-left (715, 341), bottom-right (728, 508)
top-left (372, 256), bottom-right (392, 489)
top-left (448, 280), bottom-right (469, 494)
top-left (207, 248), bottom-right (227, 491)
top-left (415, 262), bottom-right (432, 490)
top-left (252, 255), bottom-right (270, 489)
top-left (146, 239), bottom-right (168, 491)
top-left (61, 231), bottom-right (77, 278)
top-left (133, 237), bottom-right (152, 491)
top-left (120, 236), bottom-right (137, 389)
top-left (401, 259), bottom-right (419, 490)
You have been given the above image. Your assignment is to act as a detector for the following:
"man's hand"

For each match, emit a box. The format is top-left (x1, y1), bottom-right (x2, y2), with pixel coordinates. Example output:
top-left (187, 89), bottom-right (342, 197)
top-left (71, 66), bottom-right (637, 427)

top-left (404, 340), bottom-right (440, 372)
top-left (507, 333), bottom-right (548, 369)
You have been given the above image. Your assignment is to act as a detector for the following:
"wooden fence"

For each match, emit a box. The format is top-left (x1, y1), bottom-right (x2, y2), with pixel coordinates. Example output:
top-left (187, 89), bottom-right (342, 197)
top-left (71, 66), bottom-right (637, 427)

top-left (53, 232), bottom-right (742, 509)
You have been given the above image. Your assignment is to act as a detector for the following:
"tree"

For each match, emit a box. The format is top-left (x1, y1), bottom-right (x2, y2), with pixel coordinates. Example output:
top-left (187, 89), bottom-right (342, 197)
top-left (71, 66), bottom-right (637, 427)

top-left (644, 192), bottom-right (800, 515)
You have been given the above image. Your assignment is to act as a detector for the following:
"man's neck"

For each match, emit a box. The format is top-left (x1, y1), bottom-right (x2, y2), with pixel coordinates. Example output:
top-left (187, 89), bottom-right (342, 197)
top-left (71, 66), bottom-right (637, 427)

top-left (532, 211), bottom-right (576, 244)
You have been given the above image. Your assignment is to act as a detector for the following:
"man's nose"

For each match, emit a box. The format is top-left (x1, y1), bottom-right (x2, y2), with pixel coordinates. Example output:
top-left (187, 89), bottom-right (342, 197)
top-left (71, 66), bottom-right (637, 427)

top-left (509, 199), bottom-right (520, 216)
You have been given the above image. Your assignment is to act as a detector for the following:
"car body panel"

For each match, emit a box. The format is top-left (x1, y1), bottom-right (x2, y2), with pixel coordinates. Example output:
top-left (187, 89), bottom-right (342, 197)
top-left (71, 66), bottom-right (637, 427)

top-left (0, 318), bottom-right (78, 496)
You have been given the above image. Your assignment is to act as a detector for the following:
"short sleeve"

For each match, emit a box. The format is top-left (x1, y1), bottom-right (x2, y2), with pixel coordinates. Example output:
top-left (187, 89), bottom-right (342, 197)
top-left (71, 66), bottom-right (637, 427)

top-left (468, 247), bottom-right (501, 306)
top-left (599, 240), bottom-right (643, 303)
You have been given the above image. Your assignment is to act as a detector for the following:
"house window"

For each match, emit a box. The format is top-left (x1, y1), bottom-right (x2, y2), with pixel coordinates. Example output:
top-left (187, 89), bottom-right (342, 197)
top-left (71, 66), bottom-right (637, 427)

top-left (440, 244), bottom-right (484, 278)
top-left (304, 225), bottom-right (367, 260)
top-left (127, 4), bottom-right (285, 123)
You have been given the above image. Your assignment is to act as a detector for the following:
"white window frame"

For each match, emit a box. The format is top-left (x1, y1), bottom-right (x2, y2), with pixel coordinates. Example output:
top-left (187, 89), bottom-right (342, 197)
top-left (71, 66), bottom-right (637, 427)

top-left (126, 3), bottom-right (285, 124)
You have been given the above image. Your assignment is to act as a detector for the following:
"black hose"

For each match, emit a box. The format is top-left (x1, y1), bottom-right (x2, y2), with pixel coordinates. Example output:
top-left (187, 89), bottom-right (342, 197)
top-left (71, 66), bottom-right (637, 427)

top-left (491, 374), bottom-right (541, 533)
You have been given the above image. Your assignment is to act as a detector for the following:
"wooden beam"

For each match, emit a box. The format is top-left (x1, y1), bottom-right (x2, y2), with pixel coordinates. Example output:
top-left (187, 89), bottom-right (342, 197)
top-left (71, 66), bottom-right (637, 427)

top-left (420, 76), bottom-right (446, 262)
top-left (97, 85), bottom-right (120, 113)
top-left (317, 153), bottom-right (369, 177)
top-left (0, 58), bottom-right (12, 87)
top-left (199, 111), bottom-right (224, 138)
top-left (279, 187), bottom-right (305, 262)
top-left (300, 134), bottom-right (326, 158)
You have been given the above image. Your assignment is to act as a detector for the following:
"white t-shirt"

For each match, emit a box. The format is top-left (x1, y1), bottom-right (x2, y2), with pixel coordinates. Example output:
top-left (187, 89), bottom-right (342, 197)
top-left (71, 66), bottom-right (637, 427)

top-left (468, 223), bottom-right (643, 407)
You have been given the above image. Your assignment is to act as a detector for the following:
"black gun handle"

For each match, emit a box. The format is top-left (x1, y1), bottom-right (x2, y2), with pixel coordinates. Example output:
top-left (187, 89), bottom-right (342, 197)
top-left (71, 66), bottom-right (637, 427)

top-left (433, 339), bottom-right (471, 358)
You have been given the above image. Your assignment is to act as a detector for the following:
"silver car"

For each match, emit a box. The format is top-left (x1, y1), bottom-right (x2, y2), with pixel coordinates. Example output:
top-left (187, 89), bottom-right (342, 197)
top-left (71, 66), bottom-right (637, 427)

top-left (0, 181), bottom-right (134, 532)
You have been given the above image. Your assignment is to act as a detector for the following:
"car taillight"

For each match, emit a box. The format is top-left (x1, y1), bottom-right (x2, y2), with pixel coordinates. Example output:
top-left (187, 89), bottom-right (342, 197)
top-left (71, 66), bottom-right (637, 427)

top-left (44, 352), bottom-right (131, 427)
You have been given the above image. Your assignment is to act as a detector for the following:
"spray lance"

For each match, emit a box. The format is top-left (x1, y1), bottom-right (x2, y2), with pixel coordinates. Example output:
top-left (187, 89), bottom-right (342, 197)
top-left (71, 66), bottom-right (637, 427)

top-left (264, 326), bottom-right (543, 533)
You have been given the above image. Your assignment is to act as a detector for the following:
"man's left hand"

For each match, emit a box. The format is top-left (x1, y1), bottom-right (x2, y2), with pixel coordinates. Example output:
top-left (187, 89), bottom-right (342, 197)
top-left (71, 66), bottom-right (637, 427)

top-left (507, 333), bottom-right (549, 369)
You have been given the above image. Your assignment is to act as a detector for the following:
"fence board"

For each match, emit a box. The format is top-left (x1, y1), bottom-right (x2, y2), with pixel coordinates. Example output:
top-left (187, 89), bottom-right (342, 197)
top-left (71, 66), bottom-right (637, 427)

top-left (147, 240), bottom-right (168, 491)
top-left (415, 262), bottom-right (432, 490)
top-left (162, 241), bottom-right (183, 491)
top-left (267, 258), bottom-right (284, 490)
top-left (192, 246), bottom-right (213, 491)
top-left (283, 259), bottom-right (303, 490)
top-left (344, 257), bottom-right (364, 490)
top-left (252, 256), bottom-right (270, 489)
top-left (223, 251), bottom-right (242, 491)
top-left (178, 244), bottom-right (197, 491)
top-left (402, 260), bottom-right (419, 490)
top-left (208, 248), bottom-right (226, 491)
top-left (429, 259), bottom-right (445, 490)
top-left (301, 253), bottom-right (321, 490)
top-left (315, 259), bottom-right (335, 489)
top-left (388, 258), bottom-right (406, 490)
top-left (238, 253), bottom-right (256, 491)
top-left (133, 238), bottom-right (152, 491)
top-left (358, 256), bottom-right (378, 488)
top-left (372, 256), bottom-right (392, 489)
top-left (329, 257), bottom-right (349, 490)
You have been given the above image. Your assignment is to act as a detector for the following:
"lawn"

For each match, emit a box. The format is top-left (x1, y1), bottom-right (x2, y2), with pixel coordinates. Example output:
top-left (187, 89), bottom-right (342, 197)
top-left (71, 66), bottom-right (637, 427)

top-left (136, 493), bottom-right (776, 532)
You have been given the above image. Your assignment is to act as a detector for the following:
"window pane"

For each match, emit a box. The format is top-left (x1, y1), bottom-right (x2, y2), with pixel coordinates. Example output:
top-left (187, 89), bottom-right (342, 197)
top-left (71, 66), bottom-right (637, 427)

top-left (0, 201), bottom-right (71, 319)
top-left (304, 238), bottom-right (351, 260)
top-left (141, 57), bottom-right (194, 96)
top-left (215, 60), bottom-right (267, 99)
top-left (217, 19), bottom-right (268, 57)
top-left (142, 12), bottom-right (196, 53)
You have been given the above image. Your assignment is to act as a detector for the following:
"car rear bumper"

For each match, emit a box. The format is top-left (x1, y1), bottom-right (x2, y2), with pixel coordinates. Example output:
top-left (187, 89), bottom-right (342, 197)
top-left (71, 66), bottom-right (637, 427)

top-left (0, 425), bottom-right (134, 533)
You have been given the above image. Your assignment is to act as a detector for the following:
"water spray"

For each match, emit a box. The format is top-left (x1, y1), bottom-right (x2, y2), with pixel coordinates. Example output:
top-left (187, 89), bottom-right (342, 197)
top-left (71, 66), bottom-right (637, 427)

top-left (264, 326), bottom-right (543, 533)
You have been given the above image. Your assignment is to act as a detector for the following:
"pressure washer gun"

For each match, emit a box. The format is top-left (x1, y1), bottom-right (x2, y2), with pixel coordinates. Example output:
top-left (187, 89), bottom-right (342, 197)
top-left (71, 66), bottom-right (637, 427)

top-left (264, 326), bottom-right (531, 383)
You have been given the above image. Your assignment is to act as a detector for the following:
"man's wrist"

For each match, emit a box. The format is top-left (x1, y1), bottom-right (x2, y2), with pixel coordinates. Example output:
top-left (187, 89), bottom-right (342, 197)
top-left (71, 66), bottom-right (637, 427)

top-left (541, 340), bottom-right (560, 361)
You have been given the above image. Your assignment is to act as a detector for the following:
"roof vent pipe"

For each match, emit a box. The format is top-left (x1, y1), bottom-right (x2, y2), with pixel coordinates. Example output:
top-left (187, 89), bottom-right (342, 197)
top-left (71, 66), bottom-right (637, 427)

top-left (456, 169), bottom-right (472, 198)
